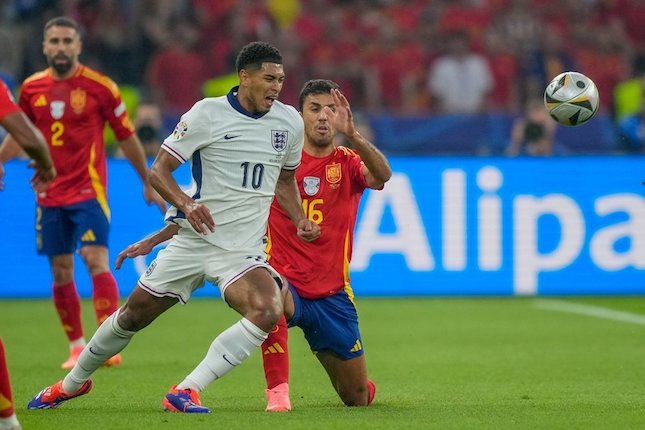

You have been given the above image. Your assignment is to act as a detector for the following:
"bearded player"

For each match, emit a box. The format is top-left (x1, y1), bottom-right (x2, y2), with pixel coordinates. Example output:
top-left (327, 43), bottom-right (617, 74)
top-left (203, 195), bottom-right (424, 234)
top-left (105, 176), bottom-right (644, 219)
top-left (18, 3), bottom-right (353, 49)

top-left (261, 79), bottom-right (391, 410)
top-left (0, 16), bottom-right (166, 370)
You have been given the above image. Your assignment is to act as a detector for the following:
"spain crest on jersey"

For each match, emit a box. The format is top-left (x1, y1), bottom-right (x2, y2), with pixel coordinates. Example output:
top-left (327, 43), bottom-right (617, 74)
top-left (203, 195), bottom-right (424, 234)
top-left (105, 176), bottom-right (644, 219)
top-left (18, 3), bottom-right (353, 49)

top-left (70, 88), bottom-right (86, 114)
top-left (303, 176), bottom-right (320, 196)
top-left (325, 162), bottom-right (342, 185)
top-left (271, 130), bottom-right (288, 152)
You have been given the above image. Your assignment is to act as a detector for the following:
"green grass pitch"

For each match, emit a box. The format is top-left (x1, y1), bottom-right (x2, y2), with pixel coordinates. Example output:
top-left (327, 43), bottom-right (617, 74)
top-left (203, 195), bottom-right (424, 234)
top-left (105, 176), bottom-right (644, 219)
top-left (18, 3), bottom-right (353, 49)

top-left (1, 296), bottom-right (644, 429)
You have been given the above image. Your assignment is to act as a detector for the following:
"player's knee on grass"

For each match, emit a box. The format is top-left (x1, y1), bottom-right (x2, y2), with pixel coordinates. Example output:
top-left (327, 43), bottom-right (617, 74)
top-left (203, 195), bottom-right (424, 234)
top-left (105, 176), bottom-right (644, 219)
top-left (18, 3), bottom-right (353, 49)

top-left (338, 383), bottom-right (370, 407)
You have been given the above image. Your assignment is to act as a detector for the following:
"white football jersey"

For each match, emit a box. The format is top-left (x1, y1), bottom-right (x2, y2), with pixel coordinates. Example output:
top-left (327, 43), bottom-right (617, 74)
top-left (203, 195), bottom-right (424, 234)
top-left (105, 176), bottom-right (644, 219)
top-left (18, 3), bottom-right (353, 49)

top-left (161, 88), bottom-right (304, 251)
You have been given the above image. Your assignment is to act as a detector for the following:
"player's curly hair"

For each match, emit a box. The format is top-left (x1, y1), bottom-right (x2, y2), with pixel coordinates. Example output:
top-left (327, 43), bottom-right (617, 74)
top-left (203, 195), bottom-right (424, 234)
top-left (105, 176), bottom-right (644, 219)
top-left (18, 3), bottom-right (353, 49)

top-left (298, 79), bottom-right (340, 111)
top-left (235, 41), bottom-right (283, 73)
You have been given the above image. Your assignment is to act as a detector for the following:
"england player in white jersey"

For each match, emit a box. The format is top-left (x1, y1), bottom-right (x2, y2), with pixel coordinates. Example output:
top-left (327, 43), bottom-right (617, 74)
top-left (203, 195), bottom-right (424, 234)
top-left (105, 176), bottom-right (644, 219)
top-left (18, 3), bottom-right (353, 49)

top-left (28, 41), bottom-right (321, 414)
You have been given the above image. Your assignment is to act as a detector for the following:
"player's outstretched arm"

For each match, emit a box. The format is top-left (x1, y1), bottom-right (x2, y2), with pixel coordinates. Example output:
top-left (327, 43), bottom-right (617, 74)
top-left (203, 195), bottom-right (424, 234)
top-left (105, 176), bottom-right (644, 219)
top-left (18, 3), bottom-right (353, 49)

top-left (275, 168), bottom-right (320, 242)
top-left (118, 134), bottom-right (167, 213)
top-left (115, 224), bottom-right (180, 269)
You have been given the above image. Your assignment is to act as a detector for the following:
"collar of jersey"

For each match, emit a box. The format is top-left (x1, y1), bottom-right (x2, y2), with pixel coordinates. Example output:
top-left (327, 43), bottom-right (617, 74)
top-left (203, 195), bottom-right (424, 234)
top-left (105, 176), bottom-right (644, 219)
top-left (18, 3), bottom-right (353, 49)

top-left (227, 86), bottom-right (268, 119)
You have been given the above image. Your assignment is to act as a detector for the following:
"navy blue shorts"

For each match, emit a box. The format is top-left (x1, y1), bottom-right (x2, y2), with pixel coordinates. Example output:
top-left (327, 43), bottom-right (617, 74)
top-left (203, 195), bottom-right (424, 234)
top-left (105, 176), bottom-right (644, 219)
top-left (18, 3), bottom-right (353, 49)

top-left (288, 284), bottom-right (365, 360)
top-left (36, 199), bottom-right (110, 256)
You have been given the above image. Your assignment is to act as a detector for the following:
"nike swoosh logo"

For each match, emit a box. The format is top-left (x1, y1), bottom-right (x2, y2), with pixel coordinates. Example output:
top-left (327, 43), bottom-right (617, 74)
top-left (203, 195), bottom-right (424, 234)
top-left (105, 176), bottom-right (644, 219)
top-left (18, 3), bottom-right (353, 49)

top-left (89, 346), bottom-right (104, 356)
top-left (222, 354), bottom-right (236, 366)
top-left (224, 134), bottom-right (240, 140)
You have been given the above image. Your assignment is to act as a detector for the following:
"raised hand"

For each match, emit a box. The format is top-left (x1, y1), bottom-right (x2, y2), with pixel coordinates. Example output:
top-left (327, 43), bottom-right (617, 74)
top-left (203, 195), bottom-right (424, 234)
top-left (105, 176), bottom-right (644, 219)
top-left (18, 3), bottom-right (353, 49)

top-left (323, 88), bottom-right (356, 138)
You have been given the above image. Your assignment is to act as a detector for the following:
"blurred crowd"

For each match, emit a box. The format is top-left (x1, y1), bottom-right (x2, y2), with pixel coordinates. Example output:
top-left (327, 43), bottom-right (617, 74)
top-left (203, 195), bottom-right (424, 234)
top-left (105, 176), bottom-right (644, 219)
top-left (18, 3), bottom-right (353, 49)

top-left (1, 0), bottom-right (645, 155)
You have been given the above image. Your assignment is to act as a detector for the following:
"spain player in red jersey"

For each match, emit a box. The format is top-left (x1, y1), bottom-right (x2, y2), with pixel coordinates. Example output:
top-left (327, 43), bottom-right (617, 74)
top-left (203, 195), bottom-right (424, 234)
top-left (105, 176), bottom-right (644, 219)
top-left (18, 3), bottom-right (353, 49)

top-left (261, 79), bottom-right (391, 410)
top-left (0, 17), bottom-right (166, 370)
top-left (1, 77), bottom-right (55, 430)
top-left (112, 79), bottom-right (391, 410)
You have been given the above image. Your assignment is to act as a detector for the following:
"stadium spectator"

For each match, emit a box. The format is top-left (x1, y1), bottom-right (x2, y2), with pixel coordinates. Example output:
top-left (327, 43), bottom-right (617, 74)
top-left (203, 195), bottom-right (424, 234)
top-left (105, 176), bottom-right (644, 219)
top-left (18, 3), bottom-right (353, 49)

top-left (571, 25), bottom-right (631, 113)
top-left (0, 77), bottom-right (55, 430)
top-left (505, 98), bottom-right (560, 156)
top-left (145, 16), bottom-right (208, 128)
top-left (524, 27), bottom-right (576, 105)
top-left (26, 40), bottom-right (320, 414)
top-left (133, 101), bottom-right (164, 158)
top-left (483, 27), bottom-right (521, 113)
top-left (617, 100), bottom-right (645, 152)
top-left (0, 16), bottom-right (166, 370)
top-left (427, 29), bottom-right (493, 113)
top-left (73, 0), bottom-right (136, 85)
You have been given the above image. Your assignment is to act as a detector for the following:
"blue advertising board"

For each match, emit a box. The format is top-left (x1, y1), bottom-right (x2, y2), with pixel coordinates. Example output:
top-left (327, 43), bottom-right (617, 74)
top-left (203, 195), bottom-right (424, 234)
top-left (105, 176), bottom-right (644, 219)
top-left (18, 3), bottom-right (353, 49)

top-left (1, 156), bottom-right (643, 298)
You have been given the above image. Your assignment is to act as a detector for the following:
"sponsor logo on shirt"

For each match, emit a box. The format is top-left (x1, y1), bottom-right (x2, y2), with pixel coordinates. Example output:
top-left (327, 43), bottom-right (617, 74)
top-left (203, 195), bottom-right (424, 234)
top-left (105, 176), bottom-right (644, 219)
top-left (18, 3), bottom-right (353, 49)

top-left (34, 94), bottom-right (47, 107)
top-left (271, 130), bottom-right (288, 152)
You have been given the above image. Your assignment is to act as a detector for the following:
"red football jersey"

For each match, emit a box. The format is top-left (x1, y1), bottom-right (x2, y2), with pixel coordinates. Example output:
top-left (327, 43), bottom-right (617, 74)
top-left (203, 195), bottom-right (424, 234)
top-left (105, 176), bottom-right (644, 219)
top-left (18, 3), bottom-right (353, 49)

top-left (0, 80), bottom-right (20, 121)
top-left (267, 146), bottom-right (370, 299)
top-left (18, 65), bottom-right (135, 210)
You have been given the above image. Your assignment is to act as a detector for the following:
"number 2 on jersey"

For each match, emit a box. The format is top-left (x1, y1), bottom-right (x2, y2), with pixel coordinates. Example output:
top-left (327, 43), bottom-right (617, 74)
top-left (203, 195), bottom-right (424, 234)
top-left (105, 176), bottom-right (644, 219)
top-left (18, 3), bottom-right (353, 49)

top-left (51, 121), bottom-right (64, 146)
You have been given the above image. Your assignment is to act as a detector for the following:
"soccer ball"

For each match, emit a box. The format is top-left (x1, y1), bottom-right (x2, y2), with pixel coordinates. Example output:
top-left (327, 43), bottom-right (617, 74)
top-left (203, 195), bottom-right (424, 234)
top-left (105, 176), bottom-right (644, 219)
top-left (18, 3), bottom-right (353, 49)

top-left (544, 72), bottom-right (599, 126)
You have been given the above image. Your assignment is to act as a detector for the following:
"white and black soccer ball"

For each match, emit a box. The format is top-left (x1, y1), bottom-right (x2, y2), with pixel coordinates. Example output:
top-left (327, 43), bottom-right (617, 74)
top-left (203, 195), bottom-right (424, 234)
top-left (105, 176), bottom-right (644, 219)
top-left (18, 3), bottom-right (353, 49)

top-left (544, 71), bottom-right (599, 126)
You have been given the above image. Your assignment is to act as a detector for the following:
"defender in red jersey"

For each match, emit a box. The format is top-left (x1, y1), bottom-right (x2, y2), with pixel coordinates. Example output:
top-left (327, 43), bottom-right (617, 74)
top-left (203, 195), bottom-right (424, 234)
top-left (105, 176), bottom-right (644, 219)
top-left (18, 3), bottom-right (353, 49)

top-left (262, 80), bottom-right (391, 410)
top-left (111, 79), bottom-right (391, 410)
top-left (0, 17), bottom-right (166, 370)
top-left (0, 77), bottom-right (55, 430)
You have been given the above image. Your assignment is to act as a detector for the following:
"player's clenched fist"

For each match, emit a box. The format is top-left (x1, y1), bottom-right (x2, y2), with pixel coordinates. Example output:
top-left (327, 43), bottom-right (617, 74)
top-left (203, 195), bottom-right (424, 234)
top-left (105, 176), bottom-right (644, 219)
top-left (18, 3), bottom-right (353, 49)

top-left (297, 218), bottom-right (320, 242)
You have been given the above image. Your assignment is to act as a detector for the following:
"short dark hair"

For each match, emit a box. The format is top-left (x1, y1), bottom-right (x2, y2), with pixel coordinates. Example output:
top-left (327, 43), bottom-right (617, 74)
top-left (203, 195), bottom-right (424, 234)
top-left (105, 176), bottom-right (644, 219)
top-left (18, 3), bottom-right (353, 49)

top-left (235, 41), bottom-right (282, 73)
top-left (298, 79), bottom-right (340, 111)
top-left (43, 16), bottom-right (81, 37)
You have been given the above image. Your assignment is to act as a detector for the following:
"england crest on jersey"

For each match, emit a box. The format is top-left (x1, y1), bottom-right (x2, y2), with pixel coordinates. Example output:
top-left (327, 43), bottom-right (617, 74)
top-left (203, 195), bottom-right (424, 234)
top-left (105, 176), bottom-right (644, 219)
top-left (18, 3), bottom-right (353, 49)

top-left (271, 130), bottom-right (288, 152)
top-left (303, 176), bottom-right (320, 196)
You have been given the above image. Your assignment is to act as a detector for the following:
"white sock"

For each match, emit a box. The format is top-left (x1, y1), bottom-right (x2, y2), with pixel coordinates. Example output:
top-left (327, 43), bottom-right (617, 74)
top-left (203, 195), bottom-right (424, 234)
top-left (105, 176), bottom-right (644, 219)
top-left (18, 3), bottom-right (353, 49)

top-left (69, 338), bottom-right (86, 350)
top-left (63, 309), bottom-right (136, 393)
top-left (178, 318), bottom-right (268, 392)
top-left (0, 413), bottom-right (20, 430)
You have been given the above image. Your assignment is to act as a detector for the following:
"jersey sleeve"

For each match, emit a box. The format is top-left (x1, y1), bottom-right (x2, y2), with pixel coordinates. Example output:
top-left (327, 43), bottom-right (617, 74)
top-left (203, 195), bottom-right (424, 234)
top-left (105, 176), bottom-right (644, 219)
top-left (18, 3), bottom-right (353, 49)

top-left (283, 114), bottom-right (304, 170)
top-left (99, 78), bottom-right (135, 141)
top-left (160, 101), bottom-right (211, 163)
top-left (345, 148), bottom-right (370, 193)
top-left (0, 80), bottom-right (20, 121)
